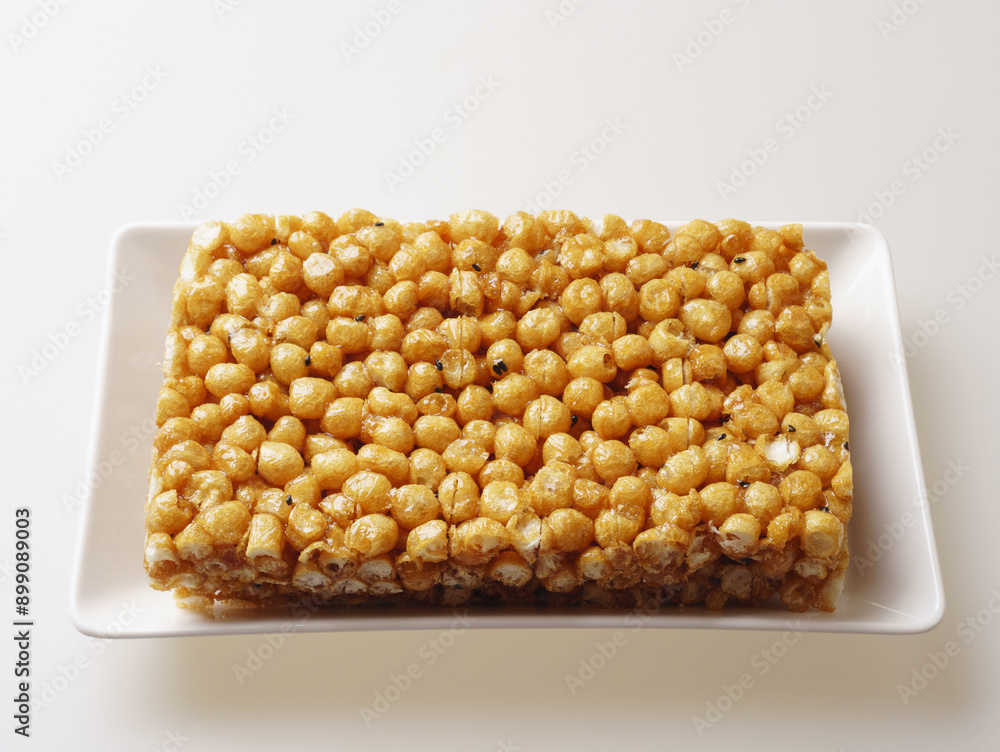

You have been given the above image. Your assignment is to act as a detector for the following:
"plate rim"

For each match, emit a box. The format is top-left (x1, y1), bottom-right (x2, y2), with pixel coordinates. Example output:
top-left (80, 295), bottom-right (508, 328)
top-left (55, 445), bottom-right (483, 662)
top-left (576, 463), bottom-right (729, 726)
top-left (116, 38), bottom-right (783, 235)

top-left (69, 220), bottom-right (945, 638)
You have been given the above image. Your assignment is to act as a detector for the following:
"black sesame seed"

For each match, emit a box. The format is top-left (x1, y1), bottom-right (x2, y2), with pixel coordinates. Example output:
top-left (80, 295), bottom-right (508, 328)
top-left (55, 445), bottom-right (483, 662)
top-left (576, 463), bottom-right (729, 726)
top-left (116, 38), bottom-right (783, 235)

top-left (717, 434), bottom-right (726, 441)
top-left (374, 222), bottom-right (385, 227)
top-left (472, 263), bottom-right (481, 271)
top-left (435, 361), bottom-right (443, 371)
top-left (721, 414), bottom-right (730, 423)
top-left (818, 506), bottom-right (830, 512)
top-left (434, 386), bottom-right (444, 393)
top-left (646, 365), bottom-right (657, 371)
top-left (738, 480), bottom-right (750, 488)
top-left (787, 425), bottom-right (796, 432)
top-left (734, 256), bottom-right (746, 264)
top-left (492, 360), bottom-right (506, 375)
top-left (843, 442), bottom-right (849, 451)
top-left (270, 238), bottom-right (278, 245)
top-left (691, 262), bottom-right (699, 269)
top-left (286, 495), bottom-right (292, 506)
top-left (571, 415), bottom-right (578, 425)
top-left (304, 355), bottom-right (311, 366)
top-left (355, 315), bottom-right (366, 322)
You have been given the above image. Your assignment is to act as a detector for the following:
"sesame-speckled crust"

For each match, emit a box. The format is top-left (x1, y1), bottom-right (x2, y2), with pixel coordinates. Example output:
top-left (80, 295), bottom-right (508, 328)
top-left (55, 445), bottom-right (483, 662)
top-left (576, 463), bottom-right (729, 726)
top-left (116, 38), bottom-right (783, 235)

top-left (144, 212), bottom-right (852, 614)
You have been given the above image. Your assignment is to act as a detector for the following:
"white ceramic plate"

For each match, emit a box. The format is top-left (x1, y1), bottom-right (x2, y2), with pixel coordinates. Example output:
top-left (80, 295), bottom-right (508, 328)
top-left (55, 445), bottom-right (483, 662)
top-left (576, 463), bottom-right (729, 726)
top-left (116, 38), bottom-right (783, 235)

top-left (70, 221), bottom-right (943, 638)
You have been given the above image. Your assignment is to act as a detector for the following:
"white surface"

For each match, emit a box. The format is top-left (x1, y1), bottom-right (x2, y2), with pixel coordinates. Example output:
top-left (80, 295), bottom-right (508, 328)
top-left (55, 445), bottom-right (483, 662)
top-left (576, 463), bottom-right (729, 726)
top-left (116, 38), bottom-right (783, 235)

top-left (70, 222), bottom-right (943, 639)
top-left (2, 0), bottom-right (998, 748)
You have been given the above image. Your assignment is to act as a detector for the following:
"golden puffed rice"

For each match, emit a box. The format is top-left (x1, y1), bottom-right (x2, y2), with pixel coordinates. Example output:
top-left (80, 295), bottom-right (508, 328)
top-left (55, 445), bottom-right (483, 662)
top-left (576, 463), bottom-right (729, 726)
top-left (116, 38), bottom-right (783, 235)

top-left (145, 211), bottom-right (851, 613)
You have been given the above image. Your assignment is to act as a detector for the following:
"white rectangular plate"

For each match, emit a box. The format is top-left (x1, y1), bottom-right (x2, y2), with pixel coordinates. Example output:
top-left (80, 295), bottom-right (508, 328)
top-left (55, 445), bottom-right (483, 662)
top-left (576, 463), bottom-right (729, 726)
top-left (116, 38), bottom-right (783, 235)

top-left (71, 221), bottom-right (944, 638)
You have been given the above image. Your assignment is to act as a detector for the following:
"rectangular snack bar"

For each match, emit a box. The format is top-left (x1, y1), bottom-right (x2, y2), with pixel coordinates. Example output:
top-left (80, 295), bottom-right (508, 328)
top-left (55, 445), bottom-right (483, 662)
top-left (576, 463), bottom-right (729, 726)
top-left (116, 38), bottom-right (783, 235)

top-left (144, 210), bottom-right (852, 613)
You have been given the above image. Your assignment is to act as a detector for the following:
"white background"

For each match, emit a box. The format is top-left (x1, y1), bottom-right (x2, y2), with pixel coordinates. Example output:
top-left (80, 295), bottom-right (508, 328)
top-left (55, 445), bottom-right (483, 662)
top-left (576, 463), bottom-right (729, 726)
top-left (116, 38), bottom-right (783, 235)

top-left (2, 0), bottom-right (998, 749)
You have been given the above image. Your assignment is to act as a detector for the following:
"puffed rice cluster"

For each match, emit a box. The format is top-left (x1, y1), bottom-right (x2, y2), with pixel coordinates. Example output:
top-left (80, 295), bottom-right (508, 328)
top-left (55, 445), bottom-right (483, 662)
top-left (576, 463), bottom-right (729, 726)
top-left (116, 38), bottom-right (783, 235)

top-left (144, 210), bottom-right (852, 613)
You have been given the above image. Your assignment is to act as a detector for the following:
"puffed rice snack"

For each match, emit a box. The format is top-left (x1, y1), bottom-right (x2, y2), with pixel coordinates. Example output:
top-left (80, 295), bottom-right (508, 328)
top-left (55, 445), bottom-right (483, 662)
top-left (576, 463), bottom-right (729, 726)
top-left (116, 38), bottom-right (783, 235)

top-left (144, 210), bottom-right (852, 613)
